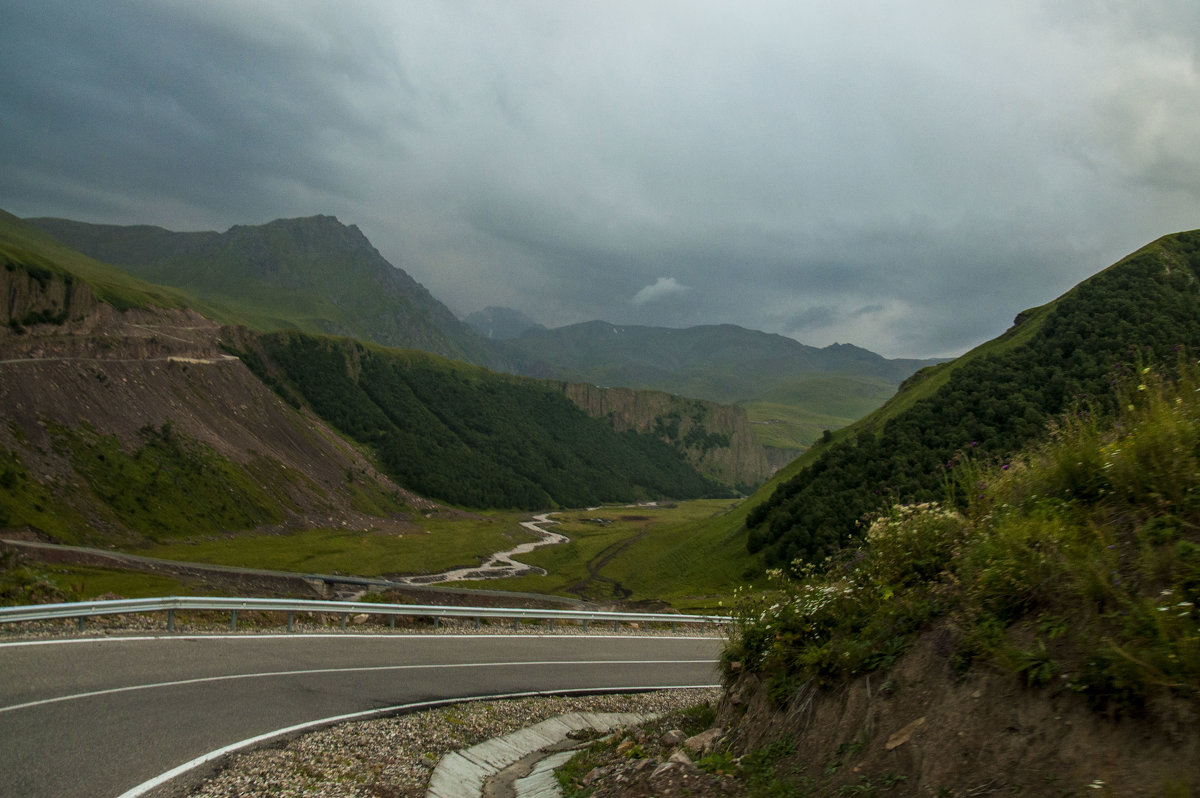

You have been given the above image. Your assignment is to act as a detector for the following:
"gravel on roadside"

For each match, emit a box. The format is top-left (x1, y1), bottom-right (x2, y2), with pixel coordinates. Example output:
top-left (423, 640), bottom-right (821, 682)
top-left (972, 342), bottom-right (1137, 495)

top-left (185, 688), bottom-right (723, 798)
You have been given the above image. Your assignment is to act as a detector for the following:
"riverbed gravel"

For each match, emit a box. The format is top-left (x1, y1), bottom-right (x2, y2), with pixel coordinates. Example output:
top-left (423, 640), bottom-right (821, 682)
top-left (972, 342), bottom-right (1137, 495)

top-left (185, 688), bottom-right (722, 798)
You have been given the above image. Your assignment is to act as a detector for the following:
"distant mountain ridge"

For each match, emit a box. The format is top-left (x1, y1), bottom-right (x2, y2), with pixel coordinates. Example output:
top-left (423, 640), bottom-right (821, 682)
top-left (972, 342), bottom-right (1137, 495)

top-left (25, 215), bottom-right (938, 453)
top-left (498, 319), bottom-right (941, 405)
top-left (25, 215), bottom-right (500, 367)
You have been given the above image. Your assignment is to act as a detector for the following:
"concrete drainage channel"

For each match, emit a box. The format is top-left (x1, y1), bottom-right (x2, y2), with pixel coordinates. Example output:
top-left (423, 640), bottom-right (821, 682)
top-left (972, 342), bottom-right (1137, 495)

top-left (426, 711), bottom-right (657, 798)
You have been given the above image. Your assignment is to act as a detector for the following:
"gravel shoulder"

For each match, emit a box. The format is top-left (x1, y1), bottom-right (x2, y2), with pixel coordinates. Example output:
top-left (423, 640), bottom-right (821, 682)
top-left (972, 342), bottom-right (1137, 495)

top-left (183, 688), bottom-right (723, 798)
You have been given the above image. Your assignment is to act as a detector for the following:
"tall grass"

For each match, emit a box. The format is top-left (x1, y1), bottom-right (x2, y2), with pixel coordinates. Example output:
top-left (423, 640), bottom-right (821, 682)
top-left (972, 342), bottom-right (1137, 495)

top-left (725, 364), bottom-right (1200, 716)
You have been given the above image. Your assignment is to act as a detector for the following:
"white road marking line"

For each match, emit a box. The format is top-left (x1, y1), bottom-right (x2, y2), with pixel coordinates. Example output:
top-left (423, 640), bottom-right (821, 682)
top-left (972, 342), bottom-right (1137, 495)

top-left (0, 659), bottom-right (716, 714)
top-left (113, 683), bottom-right (722, 798)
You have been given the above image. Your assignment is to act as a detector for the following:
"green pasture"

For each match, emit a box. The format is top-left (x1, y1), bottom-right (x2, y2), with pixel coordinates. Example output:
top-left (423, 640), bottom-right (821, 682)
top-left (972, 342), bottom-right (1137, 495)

top-left (42, 564), bottom-right (190, 599)
top-left (135, 514), bottom-right (539, 578)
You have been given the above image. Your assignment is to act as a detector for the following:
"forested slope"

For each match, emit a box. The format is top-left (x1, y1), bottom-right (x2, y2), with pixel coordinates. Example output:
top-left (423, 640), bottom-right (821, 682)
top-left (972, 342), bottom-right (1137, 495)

top-left (747, 229), bottom-right (1200, 565)
top-left (229, 332), bottom-right (731, 509)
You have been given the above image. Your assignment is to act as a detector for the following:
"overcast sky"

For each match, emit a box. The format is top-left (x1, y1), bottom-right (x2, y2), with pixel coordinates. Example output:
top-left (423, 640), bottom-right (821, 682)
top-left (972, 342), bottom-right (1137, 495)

top-left (3, 1), bottom-right (1199, 358)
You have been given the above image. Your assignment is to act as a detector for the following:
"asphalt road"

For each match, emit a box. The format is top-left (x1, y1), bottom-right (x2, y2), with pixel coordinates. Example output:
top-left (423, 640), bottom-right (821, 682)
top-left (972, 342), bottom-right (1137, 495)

top-left (0, 633), bottom-right (723, 798)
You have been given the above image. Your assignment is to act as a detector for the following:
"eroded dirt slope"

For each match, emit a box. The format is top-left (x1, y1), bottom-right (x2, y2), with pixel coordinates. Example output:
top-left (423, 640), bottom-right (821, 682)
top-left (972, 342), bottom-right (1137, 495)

top-left (719, 625), bottom-right (1198, 796)
top-left (1, 275), bottom-right (451, 545)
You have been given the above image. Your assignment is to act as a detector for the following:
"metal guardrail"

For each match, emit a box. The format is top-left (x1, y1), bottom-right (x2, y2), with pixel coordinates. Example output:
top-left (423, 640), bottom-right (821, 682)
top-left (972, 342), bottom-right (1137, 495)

top-left (0, 596), bottom-right (730, 634)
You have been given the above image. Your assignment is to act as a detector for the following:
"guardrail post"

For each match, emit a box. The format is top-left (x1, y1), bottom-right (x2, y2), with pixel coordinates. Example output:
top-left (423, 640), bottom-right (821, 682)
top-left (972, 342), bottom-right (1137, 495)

top-left (167, 609), bottom-right (175, 632)
top-left (77, 616), bottom-right (85, 632)
top-left (672, 621), bottom-right (677, 635)
top-left (549, 618), bottom-right (555, 632)
top-left (513, 617), bottom-right (519, 631)
top-left (389, 615), bottom-right (395, 631)
top-left (613, 619), bottom-right (620, 634)
top-left (434, 617), bottom-right (440, 630)
top-left (287, 611), bottom-right (295, 633)
top-left (474, 617), bottom-right (481, 630)
top-left (230, 609), bottom-right (238, 631)
top-left (340, 613), bottom-right (348, 630)
top-left (583, 619), bottom-right (588, 632)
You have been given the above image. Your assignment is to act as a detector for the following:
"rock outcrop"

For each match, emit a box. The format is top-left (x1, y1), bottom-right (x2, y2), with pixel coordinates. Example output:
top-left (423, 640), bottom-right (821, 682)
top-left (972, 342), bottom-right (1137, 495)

top-left (556, 381), bottom-right (773, 490)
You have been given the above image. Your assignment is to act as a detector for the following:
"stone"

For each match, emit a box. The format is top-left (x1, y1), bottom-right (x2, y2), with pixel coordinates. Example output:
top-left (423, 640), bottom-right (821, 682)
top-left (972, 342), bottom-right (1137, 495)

top-left (884, 716), bottom-right (926, 751)
top-left (668, 750), bottom-right (693, 765)
top-left (651, 761), bottom-right (684, 780)
top-left (661, 729), bottom-right (687, 746)
top-left (683, 727), bottom-right (723, 755)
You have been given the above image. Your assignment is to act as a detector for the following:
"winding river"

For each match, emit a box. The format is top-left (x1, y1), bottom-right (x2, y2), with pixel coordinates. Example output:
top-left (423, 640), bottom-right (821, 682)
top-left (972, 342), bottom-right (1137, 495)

top-left (392, 514), bottom-right (567, 585)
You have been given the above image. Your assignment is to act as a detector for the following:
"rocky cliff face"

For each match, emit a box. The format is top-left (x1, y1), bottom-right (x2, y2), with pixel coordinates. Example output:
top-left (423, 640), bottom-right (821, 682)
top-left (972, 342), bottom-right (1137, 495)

top-left (2, 260), bottom-right (99, 328)
top-left (556, 382), bottom-right (773, 491)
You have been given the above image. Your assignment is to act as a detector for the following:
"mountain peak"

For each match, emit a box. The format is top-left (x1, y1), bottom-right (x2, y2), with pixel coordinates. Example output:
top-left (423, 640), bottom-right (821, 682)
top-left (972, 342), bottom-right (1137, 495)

top-left (22, 214), bottom-right (500, 366)
top-left (463, 306), bottom-right (545, 340)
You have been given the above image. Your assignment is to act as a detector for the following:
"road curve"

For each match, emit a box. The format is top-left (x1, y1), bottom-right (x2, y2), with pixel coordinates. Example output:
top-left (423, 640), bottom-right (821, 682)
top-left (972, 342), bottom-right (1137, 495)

top-left (0, 633), bottom-right (722, 798)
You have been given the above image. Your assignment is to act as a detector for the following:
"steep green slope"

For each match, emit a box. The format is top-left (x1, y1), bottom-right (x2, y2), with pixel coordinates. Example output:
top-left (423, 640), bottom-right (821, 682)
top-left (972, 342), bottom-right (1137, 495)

top-left (229, 331), bottom-right (731, 509)
top-left (746, 230), bottom-right (1200, 566)
top-left (728, 364), bottom-right (1200, 716)
top-left (0, 210), bottom-right (190, 316)
top-left (25, 215), bottom-right (500, 367)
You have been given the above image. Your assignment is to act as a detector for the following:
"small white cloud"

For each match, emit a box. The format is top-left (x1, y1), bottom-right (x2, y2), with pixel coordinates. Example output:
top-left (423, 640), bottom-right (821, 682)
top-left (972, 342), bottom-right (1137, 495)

top-left (631, 276), bottom-right (690, 305)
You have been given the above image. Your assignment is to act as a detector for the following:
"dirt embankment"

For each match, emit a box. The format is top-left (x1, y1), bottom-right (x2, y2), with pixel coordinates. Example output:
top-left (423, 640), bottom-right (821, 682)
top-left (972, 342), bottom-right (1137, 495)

top-left (1, 271), bottom-right (455, 546)
top-left (718, 625), bottom-right (1198, 796)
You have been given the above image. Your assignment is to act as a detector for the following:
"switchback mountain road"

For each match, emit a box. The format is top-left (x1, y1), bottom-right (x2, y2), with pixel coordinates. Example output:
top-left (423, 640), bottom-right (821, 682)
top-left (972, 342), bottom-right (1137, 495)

top-left (0, 632), bottom-right (722, 798)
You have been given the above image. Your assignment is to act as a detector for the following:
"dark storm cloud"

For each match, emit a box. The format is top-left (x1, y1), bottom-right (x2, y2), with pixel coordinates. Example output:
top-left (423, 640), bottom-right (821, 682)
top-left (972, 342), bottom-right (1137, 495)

top-left (3, 1), bottom-right (1200, 357)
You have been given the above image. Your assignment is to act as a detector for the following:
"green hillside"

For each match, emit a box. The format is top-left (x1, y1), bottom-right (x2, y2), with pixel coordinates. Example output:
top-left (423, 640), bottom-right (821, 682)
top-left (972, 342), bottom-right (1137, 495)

top-left (741, 374), bottom-right (899, 450)
top-left (25, 215), bottom-right (501, 367)
top-left (728, 363), bottom-right (1200, 720)
top-left (229, 331), bottom-right (731, 509)
top-left (746, 229), bottom-right (1200, 566)
top-left (0, 210), bottom-right (191, 315)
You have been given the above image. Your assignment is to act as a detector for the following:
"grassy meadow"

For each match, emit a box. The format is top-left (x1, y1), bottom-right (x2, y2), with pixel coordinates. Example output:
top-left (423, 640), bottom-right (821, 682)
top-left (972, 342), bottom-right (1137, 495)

top-left (133, 500), bottom-right (761, 612)
top-left (4, 498), bottom-right (764, 613)
top-left (137, 514), bottom-right (541, 578)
